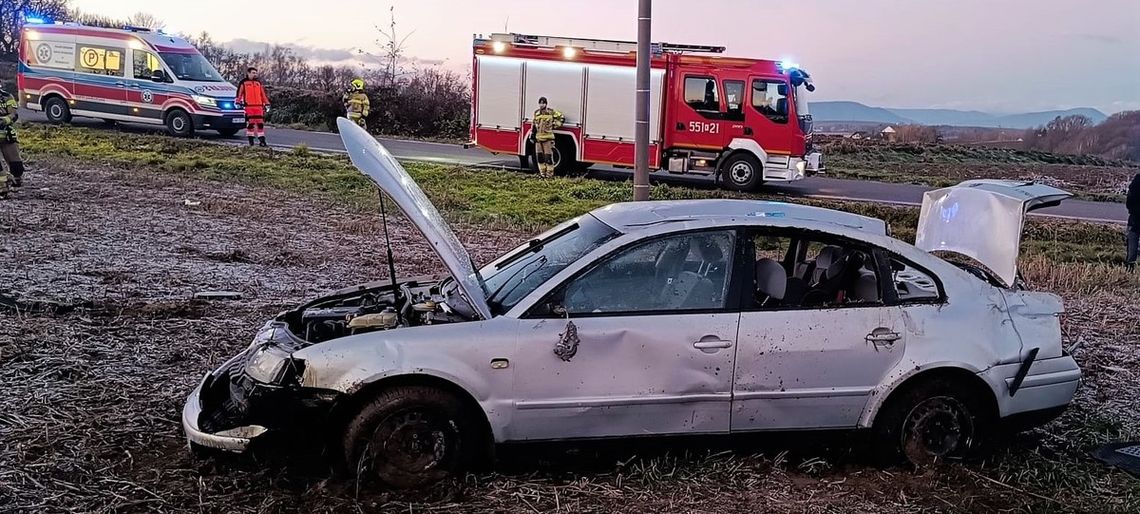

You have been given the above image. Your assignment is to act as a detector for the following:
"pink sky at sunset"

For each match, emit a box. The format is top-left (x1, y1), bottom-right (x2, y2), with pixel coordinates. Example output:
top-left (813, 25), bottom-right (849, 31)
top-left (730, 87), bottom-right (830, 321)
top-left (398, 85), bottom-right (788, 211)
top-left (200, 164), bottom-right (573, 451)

top-left (69, 0), bottom-right (1139, 113)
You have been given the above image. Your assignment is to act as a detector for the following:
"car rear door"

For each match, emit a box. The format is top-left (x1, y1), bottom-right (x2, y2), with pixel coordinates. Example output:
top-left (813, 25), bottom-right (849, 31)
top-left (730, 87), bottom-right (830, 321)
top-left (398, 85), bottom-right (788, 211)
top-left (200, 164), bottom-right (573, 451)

top-left (732, 229), bottom-right (906, 431)
top-left (507, 229), bottom-right (742, 441)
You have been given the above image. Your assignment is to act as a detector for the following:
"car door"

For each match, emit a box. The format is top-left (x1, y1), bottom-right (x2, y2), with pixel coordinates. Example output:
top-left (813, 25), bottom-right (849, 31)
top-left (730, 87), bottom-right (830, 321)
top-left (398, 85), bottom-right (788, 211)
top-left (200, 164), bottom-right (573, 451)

top-left (509, 229), bottom-right (742, 441)
top-left (732, 229), bottom-right (906, 431)
top-left (745, 76), bottom-right (797, 156)
top-left (128, 47), bottom-right (166, 122)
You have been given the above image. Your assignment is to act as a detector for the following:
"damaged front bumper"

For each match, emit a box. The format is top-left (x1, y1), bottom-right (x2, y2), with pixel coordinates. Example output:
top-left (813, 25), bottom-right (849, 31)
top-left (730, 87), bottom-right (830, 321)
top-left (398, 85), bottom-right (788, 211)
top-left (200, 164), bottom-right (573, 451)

top-left (181, 351), bottom-right (342, 454)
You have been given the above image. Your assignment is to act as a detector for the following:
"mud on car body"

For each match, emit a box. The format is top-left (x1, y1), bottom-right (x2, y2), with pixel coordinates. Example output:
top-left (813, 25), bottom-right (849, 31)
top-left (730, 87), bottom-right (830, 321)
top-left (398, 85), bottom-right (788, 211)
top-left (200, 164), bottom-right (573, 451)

top-left (183, 119), bottom-right (1081, 488)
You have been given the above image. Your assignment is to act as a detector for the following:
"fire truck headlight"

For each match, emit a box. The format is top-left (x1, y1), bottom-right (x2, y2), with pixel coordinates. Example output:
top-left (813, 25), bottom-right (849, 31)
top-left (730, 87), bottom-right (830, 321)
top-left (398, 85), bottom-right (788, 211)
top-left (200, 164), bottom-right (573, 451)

top-left (796, 161), bottom-right (807, 175)
top-left (492, 41), bottom-right (507, 54)
top-left (562, 47), bottom-right (578, 59)
top-left (192, 95), bottom-right (217, 108)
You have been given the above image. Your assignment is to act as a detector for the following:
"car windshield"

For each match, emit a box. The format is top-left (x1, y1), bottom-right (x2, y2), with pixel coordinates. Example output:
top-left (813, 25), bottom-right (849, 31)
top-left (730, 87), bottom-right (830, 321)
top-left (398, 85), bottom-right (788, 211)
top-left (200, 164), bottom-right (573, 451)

top-left (159, 52), bottom-right (224, 82)
top-left (481, 214), bottom-right (619, 315)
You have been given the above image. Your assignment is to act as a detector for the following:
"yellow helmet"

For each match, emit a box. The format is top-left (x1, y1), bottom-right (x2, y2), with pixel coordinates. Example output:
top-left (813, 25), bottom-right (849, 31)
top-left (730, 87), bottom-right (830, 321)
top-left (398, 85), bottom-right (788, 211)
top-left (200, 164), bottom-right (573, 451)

top-left (351, 78), bottom-right (365, 90)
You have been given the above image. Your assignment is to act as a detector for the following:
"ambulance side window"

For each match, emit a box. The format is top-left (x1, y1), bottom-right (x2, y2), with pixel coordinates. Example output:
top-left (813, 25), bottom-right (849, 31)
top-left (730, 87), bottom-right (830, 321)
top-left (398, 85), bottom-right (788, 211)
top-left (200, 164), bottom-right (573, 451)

top-left (133, 50), bottom-right (162, 80)
top-left (76, 45), bottom-right (124, 77)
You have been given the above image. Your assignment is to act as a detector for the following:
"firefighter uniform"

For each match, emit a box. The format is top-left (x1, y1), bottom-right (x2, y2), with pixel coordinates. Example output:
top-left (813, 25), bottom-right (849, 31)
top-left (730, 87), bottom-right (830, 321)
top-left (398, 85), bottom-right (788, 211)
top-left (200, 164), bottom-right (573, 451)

top-left (532, 98), bottom-right (564, 178)
top-left (343, 78), bottom-right (370, 130)
top-left (0, 86), bottom-right (24, 197)
top-left (235, 77), bottom-right (271, 146)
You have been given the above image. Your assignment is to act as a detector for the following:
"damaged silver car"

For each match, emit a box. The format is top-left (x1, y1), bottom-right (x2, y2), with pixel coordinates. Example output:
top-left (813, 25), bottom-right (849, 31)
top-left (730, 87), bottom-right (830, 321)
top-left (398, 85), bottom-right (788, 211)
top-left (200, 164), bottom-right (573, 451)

top-left (182, 119), bottom-right (1081, 487)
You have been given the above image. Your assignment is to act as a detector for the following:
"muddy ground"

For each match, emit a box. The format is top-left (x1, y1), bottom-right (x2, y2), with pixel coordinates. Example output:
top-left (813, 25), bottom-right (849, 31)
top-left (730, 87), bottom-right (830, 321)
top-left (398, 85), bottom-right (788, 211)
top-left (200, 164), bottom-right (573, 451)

top-left (1, 159), bottom-right (1137, 513)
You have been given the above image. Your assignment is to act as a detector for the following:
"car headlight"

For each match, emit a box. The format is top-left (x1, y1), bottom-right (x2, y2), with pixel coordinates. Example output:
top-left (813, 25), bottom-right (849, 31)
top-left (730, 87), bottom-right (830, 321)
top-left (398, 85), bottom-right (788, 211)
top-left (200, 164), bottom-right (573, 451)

top-left (192, 95), bottom-right (217, 107)
top-left (243, 325), bottom-right (303, 384)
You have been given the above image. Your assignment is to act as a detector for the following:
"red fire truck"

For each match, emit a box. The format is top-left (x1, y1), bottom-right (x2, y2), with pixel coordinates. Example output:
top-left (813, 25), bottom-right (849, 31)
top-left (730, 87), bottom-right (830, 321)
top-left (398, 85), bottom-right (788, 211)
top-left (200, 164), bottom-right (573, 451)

top-left (469, 33), bottom-right (822, 191)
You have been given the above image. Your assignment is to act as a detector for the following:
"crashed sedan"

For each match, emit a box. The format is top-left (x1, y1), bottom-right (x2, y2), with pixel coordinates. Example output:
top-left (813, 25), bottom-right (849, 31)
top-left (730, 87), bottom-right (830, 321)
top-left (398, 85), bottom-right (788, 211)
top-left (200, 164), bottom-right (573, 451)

top-left (182, 119), bottom-right (1081, 487)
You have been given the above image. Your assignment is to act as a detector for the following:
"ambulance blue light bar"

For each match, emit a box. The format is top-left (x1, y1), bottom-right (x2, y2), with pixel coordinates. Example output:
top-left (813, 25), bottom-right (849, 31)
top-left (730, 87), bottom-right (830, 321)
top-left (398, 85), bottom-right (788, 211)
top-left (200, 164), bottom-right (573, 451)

top-left (24, 16), bottom-right (48, 24)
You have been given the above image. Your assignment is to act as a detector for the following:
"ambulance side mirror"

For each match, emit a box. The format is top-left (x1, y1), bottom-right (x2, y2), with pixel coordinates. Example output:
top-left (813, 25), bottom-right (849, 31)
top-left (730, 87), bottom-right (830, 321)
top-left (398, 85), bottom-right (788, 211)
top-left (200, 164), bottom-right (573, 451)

top-left (150, 70), bottom-right (167, 83)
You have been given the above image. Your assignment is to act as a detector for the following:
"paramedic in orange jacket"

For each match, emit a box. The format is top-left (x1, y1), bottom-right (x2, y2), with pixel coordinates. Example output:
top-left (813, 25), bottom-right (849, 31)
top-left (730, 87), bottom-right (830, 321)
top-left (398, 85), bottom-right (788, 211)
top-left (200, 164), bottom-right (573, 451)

top-left (235, 67), bottom-right (270, 147)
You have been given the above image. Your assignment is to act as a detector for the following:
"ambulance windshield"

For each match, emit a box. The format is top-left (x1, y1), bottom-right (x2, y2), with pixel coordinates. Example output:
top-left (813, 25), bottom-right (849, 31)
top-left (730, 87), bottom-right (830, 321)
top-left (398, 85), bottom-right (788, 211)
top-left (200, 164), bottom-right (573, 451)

top-left (160, 52), bottom-right (224, 82)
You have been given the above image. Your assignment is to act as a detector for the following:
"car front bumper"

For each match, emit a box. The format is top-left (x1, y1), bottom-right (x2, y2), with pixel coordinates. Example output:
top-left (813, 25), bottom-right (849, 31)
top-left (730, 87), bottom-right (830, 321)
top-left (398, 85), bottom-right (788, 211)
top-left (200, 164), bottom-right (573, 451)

top-left (980, 355), bottom-right (1081, 421)
top-left (182, 374), bottom-right (268, 452)
top-left (193, 112), bottom-right (247, 130)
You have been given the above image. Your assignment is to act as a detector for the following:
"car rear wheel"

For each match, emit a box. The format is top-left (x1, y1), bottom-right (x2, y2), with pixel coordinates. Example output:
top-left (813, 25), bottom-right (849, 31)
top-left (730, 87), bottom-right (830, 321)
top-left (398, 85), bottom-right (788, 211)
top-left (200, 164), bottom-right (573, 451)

top-left (721, 152), bottom-right (763, 191)
top-left (44, 97), bottom-right (72, 124)
top-left (342, 386), bottom-right (477, 489)
top-left (872, 378), bottom-right (992, 465)
top-left (165, 109), bottom-right (195, 137)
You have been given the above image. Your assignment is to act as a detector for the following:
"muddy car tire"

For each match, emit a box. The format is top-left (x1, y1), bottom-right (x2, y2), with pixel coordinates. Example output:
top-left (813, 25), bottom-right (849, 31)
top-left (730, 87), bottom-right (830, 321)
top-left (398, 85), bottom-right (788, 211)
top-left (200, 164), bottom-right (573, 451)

top-left (342, 386), bottom-right (476, 489)
top-left (871, 377), bottom-right (992, 466)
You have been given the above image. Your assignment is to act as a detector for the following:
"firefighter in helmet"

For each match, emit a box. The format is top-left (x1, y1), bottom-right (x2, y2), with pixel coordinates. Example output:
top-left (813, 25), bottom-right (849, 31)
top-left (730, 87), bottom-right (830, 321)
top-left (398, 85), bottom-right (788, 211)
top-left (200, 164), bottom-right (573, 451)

top-left (532, 97), bottom-right (563, 178)
top-left (0, 84), bottom-right (25, 198)
top-left (343, 78), bottom-right (370, 130)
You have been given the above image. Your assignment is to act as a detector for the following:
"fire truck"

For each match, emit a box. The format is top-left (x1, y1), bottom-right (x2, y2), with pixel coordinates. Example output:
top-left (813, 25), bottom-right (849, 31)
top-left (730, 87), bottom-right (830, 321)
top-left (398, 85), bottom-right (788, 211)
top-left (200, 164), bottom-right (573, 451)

top-left (469, 33), bottom-right (822, 191)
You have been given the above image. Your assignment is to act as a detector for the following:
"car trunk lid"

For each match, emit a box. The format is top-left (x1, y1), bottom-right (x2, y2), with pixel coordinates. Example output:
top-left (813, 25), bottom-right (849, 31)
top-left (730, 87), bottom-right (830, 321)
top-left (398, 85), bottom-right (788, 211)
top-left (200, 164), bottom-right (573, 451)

top-left (915, 180), bottom-right (1072, 288)
top-left (338, 118), bottom-right (492, 320)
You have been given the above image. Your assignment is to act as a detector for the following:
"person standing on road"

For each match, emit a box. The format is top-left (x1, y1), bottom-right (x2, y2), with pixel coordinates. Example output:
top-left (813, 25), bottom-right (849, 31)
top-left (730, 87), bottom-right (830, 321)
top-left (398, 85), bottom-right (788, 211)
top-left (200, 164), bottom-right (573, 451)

top-left (235, 67), bottom-right (271, 147)
top-left (343, 78), bottom-right (371, 130)
top-left (1126, 173), bottom-right (1140, 271)
top-left (0, 84), bottom-right (25, 198)
top-left (532, 97), bottom-right (563, 179)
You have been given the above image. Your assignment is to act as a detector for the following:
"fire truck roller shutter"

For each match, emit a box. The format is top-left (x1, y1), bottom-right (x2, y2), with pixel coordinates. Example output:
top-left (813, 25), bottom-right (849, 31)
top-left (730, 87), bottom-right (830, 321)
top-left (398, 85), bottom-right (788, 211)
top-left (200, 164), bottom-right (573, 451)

top-left (584, 65), bottom-right (665, 142)
top-left (475, 56), bottom-right (523, 130)
top-left (523, 60), bottom-right (584, 128)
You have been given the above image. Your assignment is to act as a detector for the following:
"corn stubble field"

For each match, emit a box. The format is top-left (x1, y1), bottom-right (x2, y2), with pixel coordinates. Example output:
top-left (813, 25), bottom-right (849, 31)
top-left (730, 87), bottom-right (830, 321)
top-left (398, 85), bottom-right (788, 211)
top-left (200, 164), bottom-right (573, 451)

top-left (1, 125), bottom-right (1138, 513)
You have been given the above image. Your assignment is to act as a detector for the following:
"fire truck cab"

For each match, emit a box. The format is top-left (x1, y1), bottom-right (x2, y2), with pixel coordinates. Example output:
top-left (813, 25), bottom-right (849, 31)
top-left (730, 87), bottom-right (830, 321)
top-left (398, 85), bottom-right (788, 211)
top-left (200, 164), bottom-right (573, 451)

top-left (470, 33), bottom-right (822, 191)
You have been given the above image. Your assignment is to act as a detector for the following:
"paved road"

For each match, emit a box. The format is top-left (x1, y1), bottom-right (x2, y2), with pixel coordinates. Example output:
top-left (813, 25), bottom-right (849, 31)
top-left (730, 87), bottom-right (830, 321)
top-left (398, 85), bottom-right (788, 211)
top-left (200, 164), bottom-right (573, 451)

top-left (21, 110), bottom-right (1128, 224)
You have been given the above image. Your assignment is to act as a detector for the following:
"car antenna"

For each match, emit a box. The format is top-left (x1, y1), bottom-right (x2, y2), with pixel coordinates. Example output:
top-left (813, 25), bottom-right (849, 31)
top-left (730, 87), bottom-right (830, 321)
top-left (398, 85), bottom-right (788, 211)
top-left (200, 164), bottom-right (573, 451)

top-left (378, 189), bottom-right (402, 324)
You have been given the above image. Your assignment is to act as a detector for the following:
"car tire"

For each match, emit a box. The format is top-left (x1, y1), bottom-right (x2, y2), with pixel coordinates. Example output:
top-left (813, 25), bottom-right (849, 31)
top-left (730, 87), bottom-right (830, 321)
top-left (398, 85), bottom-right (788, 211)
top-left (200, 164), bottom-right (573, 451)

top-left (216, 127), bottom-right (241, 138)
top-left (721, 152), bottom-right (763, 191)
top-left (165, 109), bottom-right (195, 138)
top-left (871, 377), bottom-right (992, 466)
top-left (43, 96), bottom-right (72, 124)
top-left (342, 386), bottom-right (478, 489)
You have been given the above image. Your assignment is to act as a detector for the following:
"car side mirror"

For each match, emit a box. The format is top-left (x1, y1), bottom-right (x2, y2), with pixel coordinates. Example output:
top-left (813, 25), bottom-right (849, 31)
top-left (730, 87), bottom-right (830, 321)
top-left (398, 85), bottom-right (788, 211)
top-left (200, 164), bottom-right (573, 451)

top-left (151, 70), bottom-right (167, 82)
top-left (550, 303), bottom-right (568, 317)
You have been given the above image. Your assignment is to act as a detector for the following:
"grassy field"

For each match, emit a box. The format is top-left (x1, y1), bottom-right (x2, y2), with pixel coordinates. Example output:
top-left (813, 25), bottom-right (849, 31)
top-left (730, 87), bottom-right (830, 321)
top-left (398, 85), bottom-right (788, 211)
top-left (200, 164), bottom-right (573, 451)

top-left (821, 139), bottom-right (1139, 203)
top-left (3, 124), bottom-right (1139, 513)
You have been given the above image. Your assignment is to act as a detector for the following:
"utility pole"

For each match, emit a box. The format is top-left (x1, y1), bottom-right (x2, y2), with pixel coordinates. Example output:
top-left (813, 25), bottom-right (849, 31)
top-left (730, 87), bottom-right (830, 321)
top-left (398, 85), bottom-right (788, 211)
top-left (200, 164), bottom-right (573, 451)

top-left (633, 0), bottom-right (651, 201)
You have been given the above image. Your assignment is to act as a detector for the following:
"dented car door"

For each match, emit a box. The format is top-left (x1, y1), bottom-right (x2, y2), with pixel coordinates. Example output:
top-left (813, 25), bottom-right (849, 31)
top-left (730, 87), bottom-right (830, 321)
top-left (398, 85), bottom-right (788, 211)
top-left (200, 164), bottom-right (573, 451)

top-left (507, 230), bottom-right (741, 441)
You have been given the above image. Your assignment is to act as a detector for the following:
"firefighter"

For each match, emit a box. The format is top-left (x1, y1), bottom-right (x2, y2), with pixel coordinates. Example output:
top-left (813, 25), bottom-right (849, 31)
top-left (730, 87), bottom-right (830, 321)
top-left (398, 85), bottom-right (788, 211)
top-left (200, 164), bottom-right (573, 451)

top-left (532, 97), bottom-right (563, 178)
top-left (235, 67), bottom-right (271, 147)
top-left (343, 78), bottom-right (370, 130)
top-left (0, 84), bottom-right (24, 198)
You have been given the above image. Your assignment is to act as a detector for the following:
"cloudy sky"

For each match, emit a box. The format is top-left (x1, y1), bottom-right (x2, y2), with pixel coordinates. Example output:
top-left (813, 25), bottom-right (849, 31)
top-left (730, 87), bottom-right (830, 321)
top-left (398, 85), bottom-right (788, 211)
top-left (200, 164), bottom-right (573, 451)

top-left (70, 0), bottom-right (1139, 114)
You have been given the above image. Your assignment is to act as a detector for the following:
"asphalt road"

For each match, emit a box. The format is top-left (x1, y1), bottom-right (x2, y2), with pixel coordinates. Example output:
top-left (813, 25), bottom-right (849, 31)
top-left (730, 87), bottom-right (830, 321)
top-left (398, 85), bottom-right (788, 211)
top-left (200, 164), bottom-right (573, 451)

top-left (20, 110), bottom-right (1129, 224)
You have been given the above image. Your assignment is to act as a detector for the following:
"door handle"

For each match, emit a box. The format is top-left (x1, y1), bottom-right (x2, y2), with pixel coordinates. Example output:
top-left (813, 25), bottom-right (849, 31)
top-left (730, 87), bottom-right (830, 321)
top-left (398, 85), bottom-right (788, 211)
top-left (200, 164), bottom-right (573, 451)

top-left (676, 122), bottom-right (685, 130)
top-left (693, 339), bottom-right (733, 350)
top-left (744, 127), bottom-right (753, 135)
top-left (865, 329), bottom-right (901, 348)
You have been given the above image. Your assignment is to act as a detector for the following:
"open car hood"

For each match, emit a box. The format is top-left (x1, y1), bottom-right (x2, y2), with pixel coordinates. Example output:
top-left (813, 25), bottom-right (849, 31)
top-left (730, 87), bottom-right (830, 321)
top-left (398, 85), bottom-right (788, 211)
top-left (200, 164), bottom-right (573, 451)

top-left (338, 118), bottom-right (492, 319)
top-left (915, 180), bottom-right (1072, 288)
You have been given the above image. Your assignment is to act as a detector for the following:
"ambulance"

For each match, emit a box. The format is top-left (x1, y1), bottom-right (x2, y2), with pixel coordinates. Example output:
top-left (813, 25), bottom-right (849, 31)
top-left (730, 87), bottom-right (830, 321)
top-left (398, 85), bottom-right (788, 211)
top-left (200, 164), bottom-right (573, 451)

top-left (470, 33), bottom-right (823, 191)
top-left (17, 19), bottom-right (246, 137)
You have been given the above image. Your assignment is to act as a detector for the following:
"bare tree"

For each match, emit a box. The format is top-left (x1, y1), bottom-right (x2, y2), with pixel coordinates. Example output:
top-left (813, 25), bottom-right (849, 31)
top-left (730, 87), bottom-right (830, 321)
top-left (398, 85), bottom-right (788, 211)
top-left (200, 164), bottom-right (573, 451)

top-left (126, 12), bottom-right (165, 30)
top-left (0, 0), bottom-right (68, 58)
top-left (361, 5), bottom-right (413, 88)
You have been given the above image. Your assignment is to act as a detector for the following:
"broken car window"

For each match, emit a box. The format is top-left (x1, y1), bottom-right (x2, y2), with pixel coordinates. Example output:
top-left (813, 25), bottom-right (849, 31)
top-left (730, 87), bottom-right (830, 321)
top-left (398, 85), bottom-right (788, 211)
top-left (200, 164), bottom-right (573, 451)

top-left (482, 215), bottom-right (619, 315)
top-left (750, 231), bottom-right (882, 309)
top-left (560, 230), bottom-right (735, 315)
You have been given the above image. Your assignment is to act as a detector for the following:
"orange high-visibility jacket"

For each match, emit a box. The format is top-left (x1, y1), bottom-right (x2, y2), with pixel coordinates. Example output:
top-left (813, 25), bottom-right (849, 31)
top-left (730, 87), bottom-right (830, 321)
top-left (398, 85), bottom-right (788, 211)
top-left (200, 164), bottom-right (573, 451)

top-left (236, 79), bottom-right (270, 108)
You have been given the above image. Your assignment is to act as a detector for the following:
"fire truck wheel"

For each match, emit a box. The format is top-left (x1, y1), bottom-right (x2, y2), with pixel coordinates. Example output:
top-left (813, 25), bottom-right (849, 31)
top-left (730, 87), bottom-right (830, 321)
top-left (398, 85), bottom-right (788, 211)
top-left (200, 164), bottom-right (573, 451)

top-left (518, 154), bottom-right (533, 172)
top-left (552, 139), bottom-right (578, 176)
top-left (44, 97), bottom-right (72, 124)
top-left (165, 109), bottom-right (195, 138)
top-left (722, 152), bottom-right (763, 191)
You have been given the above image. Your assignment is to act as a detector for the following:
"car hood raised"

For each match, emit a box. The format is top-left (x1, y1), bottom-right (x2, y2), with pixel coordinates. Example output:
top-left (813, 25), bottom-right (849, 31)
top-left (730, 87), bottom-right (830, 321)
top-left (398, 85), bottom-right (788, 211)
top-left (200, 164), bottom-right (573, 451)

top-left (915, 180), bottom-right (1072, 288)
top-left (337, 118), bottom-right (492, 319)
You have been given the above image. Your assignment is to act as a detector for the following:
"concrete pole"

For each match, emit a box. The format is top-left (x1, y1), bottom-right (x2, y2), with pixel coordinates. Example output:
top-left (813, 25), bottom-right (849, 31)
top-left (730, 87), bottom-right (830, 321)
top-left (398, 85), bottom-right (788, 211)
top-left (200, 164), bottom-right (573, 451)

top-left (633, 0), bottom-right (651, 201)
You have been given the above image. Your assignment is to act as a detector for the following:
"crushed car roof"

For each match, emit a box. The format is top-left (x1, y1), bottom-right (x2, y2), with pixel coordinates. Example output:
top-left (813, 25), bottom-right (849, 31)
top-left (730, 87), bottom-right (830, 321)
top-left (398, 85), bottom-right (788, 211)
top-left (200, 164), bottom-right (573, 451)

top-left (589, 199), bottom-right (889, 235)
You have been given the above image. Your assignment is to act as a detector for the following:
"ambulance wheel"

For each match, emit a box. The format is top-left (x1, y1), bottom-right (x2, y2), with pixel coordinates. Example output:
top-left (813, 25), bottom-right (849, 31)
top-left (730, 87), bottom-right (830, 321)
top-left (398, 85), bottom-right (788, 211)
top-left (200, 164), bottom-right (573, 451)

top-left (165, 109), bottom-right (195, 138)
top-left (217, 128), bottom-right (241, 138)
top-left (721, 152), bottom-right (763, 192)
top-left (44, 97), bottom-right (72, 124)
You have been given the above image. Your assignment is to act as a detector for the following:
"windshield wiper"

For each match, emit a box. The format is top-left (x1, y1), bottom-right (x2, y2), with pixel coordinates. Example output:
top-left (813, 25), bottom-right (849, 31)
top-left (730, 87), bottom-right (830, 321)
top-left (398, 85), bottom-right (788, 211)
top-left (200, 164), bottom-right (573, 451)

top-left (487, 255), bottom-right (549, 309)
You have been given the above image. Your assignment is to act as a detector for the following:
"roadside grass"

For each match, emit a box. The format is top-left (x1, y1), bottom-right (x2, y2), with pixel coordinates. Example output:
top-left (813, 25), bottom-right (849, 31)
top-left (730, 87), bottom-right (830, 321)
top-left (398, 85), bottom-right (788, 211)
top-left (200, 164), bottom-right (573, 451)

top-left (18, 124), bottom-right (1132, 265)
top-left (13, 123), bottom-right (1140, 512)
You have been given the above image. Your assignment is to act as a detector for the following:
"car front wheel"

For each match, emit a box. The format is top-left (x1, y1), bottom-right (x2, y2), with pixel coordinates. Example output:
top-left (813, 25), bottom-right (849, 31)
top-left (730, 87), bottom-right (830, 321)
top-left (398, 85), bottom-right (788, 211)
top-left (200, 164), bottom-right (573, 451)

top-left (44, 96), bottom-right (72, 124)
top-left (342, 386), bottom-right (477, 489)
top-left (872, 378), bottom-right (992, 465)
top-left (165, 109), bottom-right (195, 137)
top-left (721, 152), bottom-right (763, 191)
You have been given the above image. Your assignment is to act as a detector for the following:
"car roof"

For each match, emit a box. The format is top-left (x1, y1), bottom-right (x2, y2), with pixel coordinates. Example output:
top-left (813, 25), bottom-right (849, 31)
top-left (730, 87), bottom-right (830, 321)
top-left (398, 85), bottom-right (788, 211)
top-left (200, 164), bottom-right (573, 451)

top-left (589, 199), bottom-right (888, 235)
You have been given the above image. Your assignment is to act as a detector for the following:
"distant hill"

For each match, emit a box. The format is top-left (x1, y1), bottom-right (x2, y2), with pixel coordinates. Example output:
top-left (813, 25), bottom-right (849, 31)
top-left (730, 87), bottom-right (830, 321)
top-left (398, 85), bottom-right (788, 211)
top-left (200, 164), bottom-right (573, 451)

top-left (809, 101), bottom-right (1108, 129)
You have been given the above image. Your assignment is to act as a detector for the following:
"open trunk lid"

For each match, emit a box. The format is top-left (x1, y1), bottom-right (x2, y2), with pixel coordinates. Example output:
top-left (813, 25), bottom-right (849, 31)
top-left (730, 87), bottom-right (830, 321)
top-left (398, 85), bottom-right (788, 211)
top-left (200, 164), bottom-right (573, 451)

top-left (337, 118), bottom-right (492, 320)
top-left (915, 180), bottom-right (1072, 288)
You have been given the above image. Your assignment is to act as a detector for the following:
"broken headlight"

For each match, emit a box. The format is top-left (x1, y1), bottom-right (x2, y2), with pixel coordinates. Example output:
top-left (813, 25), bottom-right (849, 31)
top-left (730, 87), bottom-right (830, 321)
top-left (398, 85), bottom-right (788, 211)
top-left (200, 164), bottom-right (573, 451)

top-left (244, 324), bottom-right (304, 385)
